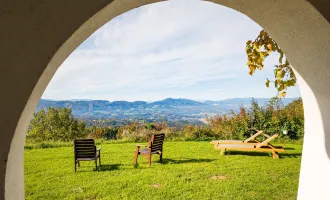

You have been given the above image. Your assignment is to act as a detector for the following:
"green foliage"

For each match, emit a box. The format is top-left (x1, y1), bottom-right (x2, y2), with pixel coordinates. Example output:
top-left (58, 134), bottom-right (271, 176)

top-left (86, 126), bottom-right (119, 140)
top-left (246, 30), bottom-right (296, 97)
top-left (27, 107), bottom-right (87, 142)
top-left (27, 99), bottom-right (304, 144)
top-left (92, 98), bottom-right (304, 142)
top-left (25, 142), bottom-right (302, 199)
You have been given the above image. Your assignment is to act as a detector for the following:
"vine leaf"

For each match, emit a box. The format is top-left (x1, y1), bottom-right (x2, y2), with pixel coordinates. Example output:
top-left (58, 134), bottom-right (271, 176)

top-left (245, 30), bottom-right (296, 98)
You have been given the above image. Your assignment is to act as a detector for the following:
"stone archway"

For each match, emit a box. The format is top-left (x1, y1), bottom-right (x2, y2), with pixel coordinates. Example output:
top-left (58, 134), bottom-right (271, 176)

top-left (1, 0), bottom-right (329, 199)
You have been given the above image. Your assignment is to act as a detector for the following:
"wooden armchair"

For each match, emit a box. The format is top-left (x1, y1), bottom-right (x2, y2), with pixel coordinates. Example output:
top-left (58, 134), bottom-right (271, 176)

top-left (134, 133), bottom-right (165, 167)
top-left (73, 139), bottom-right (101, 172)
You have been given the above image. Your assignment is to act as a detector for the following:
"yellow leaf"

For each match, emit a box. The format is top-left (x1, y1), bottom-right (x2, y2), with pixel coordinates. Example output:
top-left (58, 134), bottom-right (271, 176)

top-left (265, 79), bottom-right (270, 88)
top-left (267, 43), bottom-right (272, 51)
top-left (277, 91), bottom-right (287, 98)
top-left (248, 65), bottom-right (256, 75)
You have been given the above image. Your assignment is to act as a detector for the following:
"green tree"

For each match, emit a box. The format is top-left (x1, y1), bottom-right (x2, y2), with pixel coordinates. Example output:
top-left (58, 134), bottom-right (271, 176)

top-left (246, 30), bottom-right (296, 97)
top-left (27, 107), bottom-right (87, 142)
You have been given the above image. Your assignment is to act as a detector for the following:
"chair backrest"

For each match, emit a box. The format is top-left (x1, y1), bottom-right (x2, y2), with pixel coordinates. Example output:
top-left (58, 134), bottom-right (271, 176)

top-left (243, 130), bottom-right (263, 143)
top-left (74, 139), bottom-right (96, 159)
top-left (256, 134), bottom-right (278, 148)
top-left (149, 133), bottom-right (165, 153)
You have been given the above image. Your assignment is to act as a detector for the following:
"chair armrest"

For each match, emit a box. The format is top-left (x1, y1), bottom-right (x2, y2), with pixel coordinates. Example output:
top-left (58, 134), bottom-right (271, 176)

top-left (135, 144), bottom-right (147, 152)
top-left (97, 147), bottom-right (102, 151)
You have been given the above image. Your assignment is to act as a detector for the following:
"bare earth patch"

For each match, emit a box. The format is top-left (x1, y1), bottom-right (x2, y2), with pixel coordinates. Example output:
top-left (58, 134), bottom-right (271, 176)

top-left (210, 175), bottom-right (227, 180)
top-left (151, 183), bottom-right (162, 188)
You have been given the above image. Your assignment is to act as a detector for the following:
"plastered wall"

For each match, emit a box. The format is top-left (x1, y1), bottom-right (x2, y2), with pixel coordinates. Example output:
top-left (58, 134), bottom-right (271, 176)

top-left (0, 0), bottom-right (329, 199)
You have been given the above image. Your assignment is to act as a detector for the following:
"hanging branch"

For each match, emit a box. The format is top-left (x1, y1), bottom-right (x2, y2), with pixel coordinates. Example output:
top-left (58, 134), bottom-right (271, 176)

top-left (245, 30), bottom-right (296, 98)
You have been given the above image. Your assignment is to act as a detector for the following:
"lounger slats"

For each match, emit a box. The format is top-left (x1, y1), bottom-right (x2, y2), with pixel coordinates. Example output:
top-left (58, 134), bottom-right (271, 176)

top-left (243, 130), bottom-right (263, 143)
top-left (213, 132), bottom-right (284, 159)
top-left (256, 134), bottom-right (278, 148)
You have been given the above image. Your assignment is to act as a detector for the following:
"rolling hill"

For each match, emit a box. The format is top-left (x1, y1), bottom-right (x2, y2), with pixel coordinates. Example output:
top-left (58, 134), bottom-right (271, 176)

top-left (36, 97), bottom-right (299, 121)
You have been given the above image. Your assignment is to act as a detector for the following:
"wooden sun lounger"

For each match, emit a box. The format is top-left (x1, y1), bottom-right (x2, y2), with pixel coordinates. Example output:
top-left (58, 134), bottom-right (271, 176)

top-left (214, 134), bottom-right (284, 159)
top-left (210, 130), bottom-right (264, 145)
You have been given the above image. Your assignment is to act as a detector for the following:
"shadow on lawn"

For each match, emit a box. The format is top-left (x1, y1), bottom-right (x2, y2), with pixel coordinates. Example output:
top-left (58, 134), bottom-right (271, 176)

top-left (280, 153), bottom-right (302, 158)
top-left (283, 147), bottom-right (295, 150)
top-left (161, 158), bottom-right (215, 164)
top-left (225, 151), bottom-right (302, 158)
top-left (75, 164), bottom-right (123, 172)
top-left (269, 146), bottom-right (295, 150)
top-left (98, 164), bottom-right (122, 171)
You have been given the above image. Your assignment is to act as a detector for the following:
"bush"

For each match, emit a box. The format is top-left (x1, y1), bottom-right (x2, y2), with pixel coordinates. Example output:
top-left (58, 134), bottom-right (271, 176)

top-left (27, 107), bottom-right (87, 142)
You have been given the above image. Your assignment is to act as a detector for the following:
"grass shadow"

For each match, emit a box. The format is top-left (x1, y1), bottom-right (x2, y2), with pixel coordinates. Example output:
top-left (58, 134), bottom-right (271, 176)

top-left (223, 151), bottom-right (302, 158)
top-left (279, 153), bottom-right (302, 158)
top-left (161, 158), bottom-right (215, 165)
top-left (225, 151), bottom-right (271, 157)
top-left (98, 164), bottom-right (122, 171)
top-left (283, 147), bottom-right (295, 150)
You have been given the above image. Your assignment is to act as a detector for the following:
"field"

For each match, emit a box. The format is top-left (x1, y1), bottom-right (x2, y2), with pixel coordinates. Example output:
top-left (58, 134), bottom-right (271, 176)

top-left (25, 142), bottom-right (302, 200)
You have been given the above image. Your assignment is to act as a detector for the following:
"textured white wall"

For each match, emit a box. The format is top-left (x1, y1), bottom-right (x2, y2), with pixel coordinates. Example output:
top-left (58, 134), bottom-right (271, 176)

top-left (0, 0), bottom-right (329, 199)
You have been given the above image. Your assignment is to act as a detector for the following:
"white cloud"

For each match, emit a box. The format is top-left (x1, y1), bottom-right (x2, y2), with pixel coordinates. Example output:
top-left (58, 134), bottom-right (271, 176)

top-left (42, 0), bottom-right (300, 101)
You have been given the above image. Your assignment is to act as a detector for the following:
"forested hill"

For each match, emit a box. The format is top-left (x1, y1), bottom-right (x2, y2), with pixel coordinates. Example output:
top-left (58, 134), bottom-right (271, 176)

top-left (36, 97), bottom-right (298, 120)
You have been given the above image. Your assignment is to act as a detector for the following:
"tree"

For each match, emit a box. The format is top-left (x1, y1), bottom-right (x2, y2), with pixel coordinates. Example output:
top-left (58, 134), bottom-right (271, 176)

top-left (246, 30), bottom-right (296, 97)
top-left (27, 107), bottom-right (87, 142)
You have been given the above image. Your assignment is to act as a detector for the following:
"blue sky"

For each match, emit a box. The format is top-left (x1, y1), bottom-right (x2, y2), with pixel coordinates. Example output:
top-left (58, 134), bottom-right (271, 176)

top-left (42, 0), bottom-right (301, 102)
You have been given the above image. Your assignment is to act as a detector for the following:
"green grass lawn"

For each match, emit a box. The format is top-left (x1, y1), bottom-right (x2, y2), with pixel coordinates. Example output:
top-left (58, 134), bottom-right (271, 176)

top-left (25, 142), bottom-right (302, 200)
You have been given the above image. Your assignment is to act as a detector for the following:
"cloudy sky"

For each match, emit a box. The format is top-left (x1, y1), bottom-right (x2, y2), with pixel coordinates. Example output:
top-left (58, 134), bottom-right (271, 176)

top-left (42, 0), bottom-right (301, 102)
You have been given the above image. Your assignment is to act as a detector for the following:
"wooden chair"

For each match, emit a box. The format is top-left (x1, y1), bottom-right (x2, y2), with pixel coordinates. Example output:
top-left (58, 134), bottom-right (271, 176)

top-left (73, 139), bottom-right (101, 172)
top-left (214, 134), bottom-right (284, 159)
top-left (134, 133), bottom-right (165, 167)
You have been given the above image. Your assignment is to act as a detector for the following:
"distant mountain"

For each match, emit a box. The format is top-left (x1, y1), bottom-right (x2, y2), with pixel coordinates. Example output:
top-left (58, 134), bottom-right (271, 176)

top-left (36, 97), bottom-right (299, 121)
top-left (204, 97), bottom-right (295, 106)
top-left (148, 98), bottom-right (203, 107)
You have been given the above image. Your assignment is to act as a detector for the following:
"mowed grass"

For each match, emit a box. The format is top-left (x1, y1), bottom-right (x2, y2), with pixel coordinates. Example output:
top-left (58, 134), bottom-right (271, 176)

top-left (25, 142), bottom-right (302, 200)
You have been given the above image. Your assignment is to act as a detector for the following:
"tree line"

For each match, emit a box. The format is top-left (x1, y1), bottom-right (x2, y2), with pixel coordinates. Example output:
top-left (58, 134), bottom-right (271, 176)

top-left (26, 97), bottom-right (304, 143)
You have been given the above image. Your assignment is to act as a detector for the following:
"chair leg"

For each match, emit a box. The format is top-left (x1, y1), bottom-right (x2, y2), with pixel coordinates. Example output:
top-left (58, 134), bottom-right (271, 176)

top-left (272, 151), bottom-right (279, 159)
top-left (78, 161), bottom-right (80, 167)
top-left (74, 160), bottom-right (76, 172)
top-left (134, 151), bottom-right (139, 165)
top-left (159, 153), bottom-right (163, 163)
top-left (99, 154), bottom-right (101, 167)
top-left (220, 149), bottom-right (225, 155)
top-left (95, 160), bottom-right (98, 170)
top-left (148, 154), bottom-right (152, 167)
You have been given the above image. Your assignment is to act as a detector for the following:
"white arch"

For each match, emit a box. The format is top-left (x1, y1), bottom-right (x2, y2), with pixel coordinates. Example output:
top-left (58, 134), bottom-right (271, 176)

top-left (1, 0), bottom-right (329, 199)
